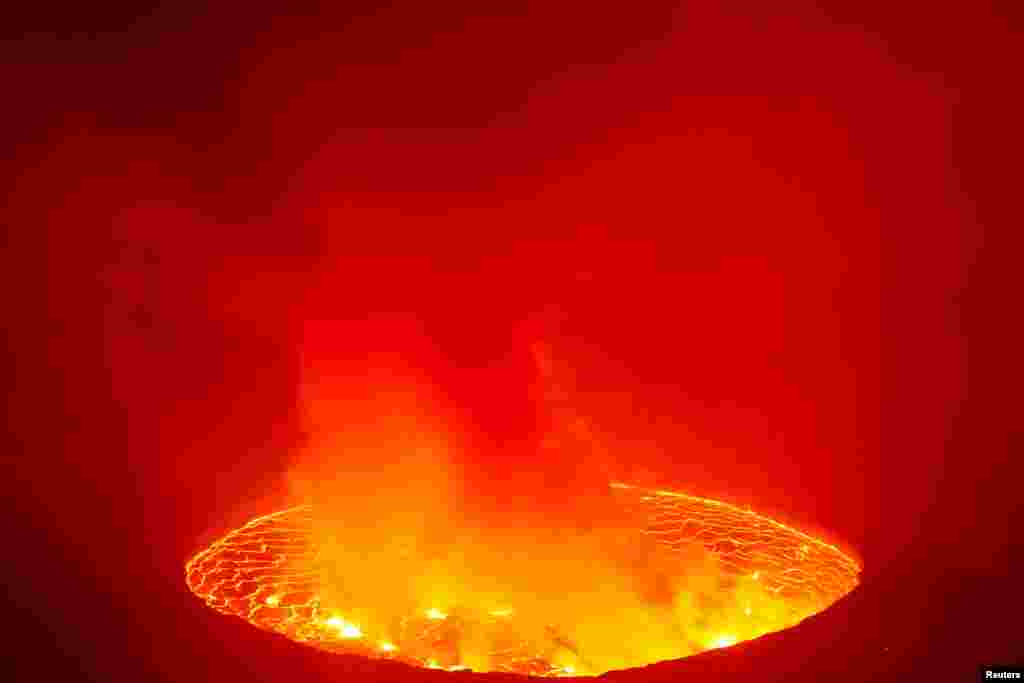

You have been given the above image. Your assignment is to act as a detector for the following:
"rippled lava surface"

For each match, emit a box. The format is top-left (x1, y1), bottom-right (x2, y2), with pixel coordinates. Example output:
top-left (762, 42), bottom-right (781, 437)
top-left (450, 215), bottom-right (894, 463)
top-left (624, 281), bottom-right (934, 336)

top-left (185, 483), bottom-right (860, 676)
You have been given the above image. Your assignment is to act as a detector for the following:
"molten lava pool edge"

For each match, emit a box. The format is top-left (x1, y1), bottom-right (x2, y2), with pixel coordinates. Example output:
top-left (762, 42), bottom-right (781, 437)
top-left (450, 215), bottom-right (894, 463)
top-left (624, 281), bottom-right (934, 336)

top-left (185, 482), bottom-right (860, 676)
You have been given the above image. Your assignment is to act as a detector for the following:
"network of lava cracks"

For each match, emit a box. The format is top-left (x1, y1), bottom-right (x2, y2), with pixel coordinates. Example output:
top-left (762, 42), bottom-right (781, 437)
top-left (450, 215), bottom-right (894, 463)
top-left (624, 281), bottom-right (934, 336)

top-left (185, 483), bottom-right (860, 677)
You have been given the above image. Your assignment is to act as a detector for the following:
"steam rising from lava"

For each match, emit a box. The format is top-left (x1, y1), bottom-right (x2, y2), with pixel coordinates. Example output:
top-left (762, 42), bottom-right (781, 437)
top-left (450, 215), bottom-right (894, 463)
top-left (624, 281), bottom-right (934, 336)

top-left (288, 321), bottom-right (657, 670)
top-left (266, 318), bottom-right (859, 673)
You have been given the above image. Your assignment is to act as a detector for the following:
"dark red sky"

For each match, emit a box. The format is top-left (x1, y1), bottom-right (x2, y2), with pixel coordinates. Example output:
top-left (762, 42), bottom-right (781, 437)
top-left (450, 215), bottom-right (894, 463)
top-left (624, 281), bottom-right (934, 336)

top-left (4, 2), bottom-right (1018, 681)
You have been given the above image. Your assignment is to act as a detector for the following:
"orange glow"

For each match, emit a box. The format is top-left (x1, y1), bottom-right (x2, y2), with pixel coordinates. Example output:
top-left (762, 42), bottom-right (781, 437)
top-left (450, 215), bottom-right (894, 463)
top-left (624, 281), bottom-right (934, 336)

top-left (185, 483), bottom-right (860, 676)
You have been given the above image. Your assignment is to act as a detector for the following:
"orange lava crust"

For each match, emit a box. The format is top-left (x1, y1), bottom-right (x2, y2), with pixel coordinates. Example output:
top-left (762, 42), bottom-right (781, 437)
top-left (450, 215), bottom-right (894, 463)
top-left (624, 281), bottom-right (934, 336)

top-left (185, 483), bottom-right (859, 676)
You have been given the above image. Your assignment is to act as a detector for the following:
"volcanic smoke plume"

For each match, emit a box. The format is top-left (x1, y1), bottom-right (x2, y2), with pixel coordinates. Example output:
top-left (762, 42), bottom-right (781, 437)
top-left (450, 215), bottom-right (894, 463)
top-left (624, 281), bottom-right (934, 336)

top-left (225, 316), bottom-right (859, 674)
top-left (287, 317), bottom-right (664, 670)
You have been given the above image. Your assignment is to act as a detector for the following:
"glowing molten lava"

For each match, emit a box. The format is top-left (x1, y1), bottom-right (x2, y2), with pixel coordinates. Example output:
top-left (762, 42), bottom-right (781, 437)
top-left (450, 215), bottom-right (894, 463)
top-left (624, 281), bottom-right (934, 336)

top-left (185, 482), bottom-right (859, 676)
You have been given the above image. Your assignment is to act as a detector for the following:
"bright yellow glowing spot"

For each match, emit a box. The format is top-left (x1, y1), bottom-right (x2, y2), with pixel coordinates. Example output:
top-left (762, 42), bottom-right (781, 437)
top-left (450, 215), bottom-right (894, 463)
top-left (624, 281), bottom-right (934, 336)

top-left (744, 605), bottom-right (753, 616)
top-left (489, 608), bottom-right (515, 617)
top-left (426, 659), bottom-right (441, 669)
top-left (379, 641), bottom-right (397, 652)
top-left (425, 608), bottom-right (447, 620)
top-left (751, 570), bottom-right (760, 580)
top-left (562, 666), bottom-right (575, 674)
top-left (710, 634), bottom-right (737, 649)
top-left (264, 594), bottom-right (281, 606)
top-left (324, 616), bottom-right (362, 639)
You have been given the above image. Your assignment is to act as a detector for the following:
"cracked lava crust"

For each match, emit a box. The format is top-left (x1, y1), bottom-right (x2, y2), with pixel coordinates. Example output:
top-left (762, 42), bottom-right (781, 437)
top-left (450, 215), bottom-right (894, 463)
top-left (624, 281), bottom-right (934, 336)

top-left (185, 482), bottom-right (860, 677)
